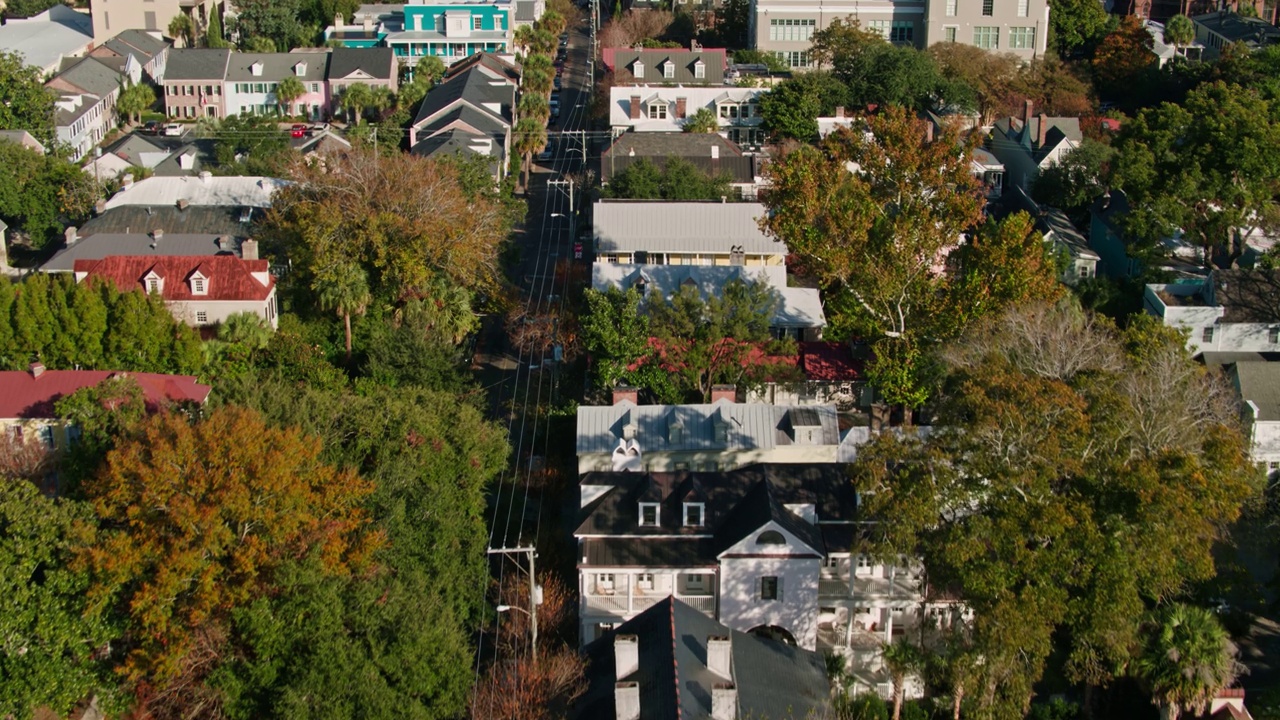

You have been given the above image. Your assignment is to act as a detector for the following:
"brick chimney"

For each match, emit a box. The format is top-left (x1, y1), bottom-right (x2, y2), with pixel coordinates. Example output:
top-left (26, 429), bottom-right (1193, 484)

top-left (613, 386), bottom-right (639, 405)
top-left (151, 229), bottom-right (164, 243)
top-left (712, 683), bottom-right (738, 720)
top-left (614, 634), bottom-right (639, 679)
top-left (242, 238), bottom-right (259, 261)
top-left (707, 635), bottom-right (732, 679)
top-left (29, 362), bottom-right (45, 378)
top-left (1023, 98), bottom-right (1034, 124)
top-left (1038, 113), bottom-right (1048, 148)
top-left (630, 95), bottom-right (642, 120)
top-left (676, 96), bottom-right (687, 118)
top-left (710, 384), bottom-right (736, 403)
top-left (924, 119), bottom-right (934, 143)
top-left (176, 198), bottom-right (190, 211)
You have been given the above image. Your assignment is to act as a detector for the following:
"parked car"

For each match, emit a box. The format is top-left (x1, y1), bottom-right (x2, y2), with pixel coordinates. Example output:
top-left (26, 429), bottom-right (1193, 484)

top-left (162, 123), bottom-right (183, 137)
top-left (141, 120), bottom-right (162, 135)
top-left (291, 124), bottom-right (308, 138)
top-left (554, 76), bottom-right (562, 91)
top-left (573, 241), bottom-right (584, 260)
top-left (537, 141), bottom-right (555, 162)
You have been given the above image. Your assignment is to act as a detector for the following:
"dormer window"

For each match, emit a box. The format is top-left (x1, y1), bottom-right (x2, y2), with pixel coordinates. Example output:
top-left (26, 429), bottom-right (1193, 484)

top-left (633, 60), bottom-right (644, 78)
top-left (662, 60), bottom-right (674, 79)
top-left (668, 417), bottom-right (683, 444)
top-left (623, 421), bottom-right (638, 440)
top-left (694, 60), bottom-right (705, 79)
top-left (143, 271), bottom-right (163, 294)
top-left (683, 502), bottom-right (704, 527)
top-left (648, 102), bottom-right (667, 119)
top-left (190, 273), bottom-right (208, 295)
top-left (250, 61), bottom-right (264, 77)
top-left (293, 62), bottom-right (307, 76)
top-left (639, 502), bottom-right (660, 527)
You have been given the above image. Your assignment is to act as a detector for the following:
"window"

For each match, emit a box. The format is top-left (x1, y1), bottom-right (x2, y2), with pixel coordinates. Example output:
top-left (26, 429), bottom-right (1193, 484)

top-left (638, 572), bottom-right (655, 590)
top-left (597, 573), bottom-right (615, 590)
top-left (649, 102), bottom-right (667, 119)
top-left (196, 311), bottom-right (208, 324)
top-left (866, 19), bottom-right (890, 38)
top-left (694, 62), bottom-right (705, 79)
top-left (147, 277), bottom-right (160, 294)
top-left (773, 50), bottom-right (812, 69)
top-left (890, 21), bottom-right (914, 43)
top-left (663, 62), bottom-right (674, 79)
top-left (633, 60), bottom-right (644, 78)
top-left (639, 502), bottom-right (660, 526)
top-left (856, 554), bottom-right (873, 573)
top-left (684, 502), bottom-right (705, 527)
top-left (66, 425), bottom-right (82, 446)
top-left (1008, 26), bottom-right (1036, 48)
top-left (982, 0), bottom-right (994, 15)
top-left (757, 530), bottom-right (786, 545)
top-left (473, 15), bottom-right (483, 29)
top-left (1202, 326), bottom-right (1215, 343)
top-left (685, 573), bottom-right (708, 592)
top-left (192, 277), bottom-right (205, 294)
top-left (768, 18), bottom-right (816, 42)
top-left (1018, 0), bottom-right (1029, 14)
top-left (1270, 327), bottom-right (1279, 344)
top-left (38, 425), bottom-right (55, 449)
top-left (719, 104), bottom-right (739, 119)
top-left (973, 26), bottom-right (999, 49)
top-left (760, 576), bottom-right (781, 600)
top-left (946, 0), bottom-right (957, 15)
top-left (311, 83), bottom-right (320, 92)
top-left (822, 556), bottom-right (840, 569)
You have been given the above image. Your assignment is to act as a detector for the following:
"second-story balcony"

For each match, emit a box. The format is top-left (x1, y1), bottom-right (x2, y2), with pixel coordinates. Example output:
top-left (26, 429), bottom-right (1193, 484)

top-left (582, 569), bottom-right (717, 618)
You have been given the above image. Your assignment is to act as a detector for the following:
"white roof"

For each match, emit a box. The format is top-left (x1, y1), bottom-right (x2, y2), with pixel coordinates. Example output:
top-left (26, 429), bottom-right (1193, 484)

top-left (103, 175), bottom-right (288, 210)
top-left (592, 263), bottom-right (825, 329)
top-left (576, 400), bottom-right (840, 455)
top-left (593, 201), bottom-right (785, 256)
top-left (0, 5), bottom-right (93, 74)
top-left (609, 85), bottom-right (766, 131)
top-left (82, 153), bottom-right (135, 180)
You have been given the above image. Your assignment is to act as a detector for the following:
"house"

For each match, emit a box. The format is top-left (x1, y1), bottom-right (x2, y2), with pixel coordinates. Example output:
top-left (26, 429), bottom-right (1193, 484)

top-left (602, 44), bottom-right (729, 85)
top-left (441, 49), bottom-right (521, 82)
top-left (749, 0), bottom-right (1048, 68)
top-left (324, 0), bottom-right (515, 66)
top-left (58, 202), bottom-right (259, 261)
top-left (1192, 10), bottom-right (1280, 58)
top-left (1228, 362), bottom-right (1280, 476)
top-left (0, 4), bottom-right (94, 75)
top-left (1145, 270), bottom-right (1280, 356)
top-left (593, 200), bottom-right (786, 266)
top-left (1145, 20), bottom-right (1204, 66)
top-left (512, 0), bottom-right (544, 29)
top-left (1090, 190), bottom-right (1206, 279)
top-left (89, 0), bottom-right (222, 46)
top-left (408, 56), bottom-right (517, 174)
top-left (576, 392), bottom-right (850, 474)
top-left (745, 341), bottom-right (868, 411)
top-left (46, 55), bottom-right (130, 162)
top-left (223, 53), bottom-right (329, 120)
top-left (73, 245), bottom-right (278, 329)
top-left (101, 174), bottom-right (286, 211)
top-left (988, 100), bottom-right (1081, 193)
top-left (0, 364), bottom-right (210, 455)
top-left (600, 132), bottom-right (766, 200)
top-left (42, 224), bottom-right (244, 273)
top-left (0, 130), bottom-right (47, 155)
top-left (292, 126), bottom-right (353, 157)
top-left (326, 47), bottom-right (399, 117)
top-left (1009, 187), bottom-right (1097, 285)
top-left (609, 86), bottom-right (767, 147)
top-left (90, 29), bottom-right (171, 83)
top-left (162, 48), bottom-right (231, 119)
top-left (90, 134), bottom-right (207, 180)
top-left (592, 263), bottom-right (825, 341)
top-left (574, 597), bottom-right (832, 720)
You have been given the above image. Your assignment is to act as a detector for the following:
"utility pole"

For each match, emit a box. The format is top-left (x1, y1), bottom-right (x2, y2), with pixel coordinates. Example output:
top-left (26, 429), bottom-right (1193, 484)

top-left (487, 545), bottom-right (540, 663)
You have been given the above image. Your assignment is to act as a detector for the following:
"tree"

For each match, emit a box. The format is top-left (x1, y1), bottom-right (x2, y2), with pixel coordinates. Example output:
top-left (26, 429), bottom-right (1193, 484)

top-left (580, 287), bottom-right (655, 391)
top-left (758, 70), bottom-right (849, 140)
top-left (397, 57), bottom-right (446, 115)
top-left (0, 480), bottom-right (114, 718)
top-left (340, 82), bottom-right (375, 123)
top-left (684, 107), bottom-right (719, 133)
top-left (77, 407), bottom-right (382, 685)
top-left (210, 113), bottom-right (292, 176)
top-left (1134, 604), bottom-right (1242, 720)
top-left (1093, 16), bottom-right (1158, 106)
top-left (946, 212), bottom-right (1065, 328)
top-left (275, 75), bottom-right (306, 116)
top-left (519, 92), bottom-right (551, 123)
top-left (206, 8), bottom-right (228, 48)
top-left (0, 0), bottom-right (58, 20)
top-left (116, 82), bottom-right (156, 125)
top-left (1007, 57), bottom-right (1096, 118)
top-left (809, 19), bottom-right (963, 111)
top-left (1049, 0), bottom-right (1111, 56)
top-left (168, 13), bottom-right (194, 48)
top-left (854, 303), bottom-right (1257, 717)
top-left (0, 51), bottom-right (55, 145)
top-left (606, 157), bottom-right (733, 201)
top-left (513, 116), bottom-right (547, 191)
top-left (928, 43), bottom-right (1020, 125)
top-left (1164, 14), bottom-right (1196, 55)
top-left (1111, 81), bottom-right (1280, 268)
top-left (882, 639), bottom-right (924, 720)
top-left (218, 311), bottom-right (273, 351)
top-left (1030, 138), bottom-right (1114, 218)
top-left (314, 260), bottom-right (371, 363)
top-left (233, 0), bottom-right (308, 54)
top-left (0, 141), bottom-right (98, 248)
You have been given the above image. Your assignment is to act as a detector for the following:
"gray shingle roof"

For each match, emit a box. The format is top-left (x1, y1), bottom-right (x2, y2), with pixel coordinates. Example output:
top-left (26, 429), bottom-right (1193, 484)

top-left (412, 65), bottom-right (514, 128)
top-left (224, 52), bottom-right (328, 82)
top-left (515, 0), bottom-right (538, 21)
top-left (42, 233), bottom-right (241, 272)
top-left (593, 200), bottom-right (784, 256)
top-left (576, 597), bottom-right (831, 720)
top-left (77, 205), bottom-right (258, 240)
top-left (327, 46), bottom-right (395, 80)
top-left (100, 30), bottom-right (167, 63)
top-left (610, 47), bottom-right (726, 85)
top-left (52, 56), bottom-right (125, 97)
top-left (164, 48), bottom-right (232, 80)
top-left (1232, 361), bottom-right (1280, 421)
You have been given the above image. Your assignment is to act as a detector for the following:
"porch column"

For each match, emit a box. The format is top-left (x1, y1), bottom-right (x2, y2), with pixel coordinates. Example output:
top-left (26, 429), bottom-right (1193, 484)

top-left (627, 574), bottom-right (634, 614)
top-left (883, 609), bottom-right (893, 643)
top-left (844, 604), bottom-right (854, 648)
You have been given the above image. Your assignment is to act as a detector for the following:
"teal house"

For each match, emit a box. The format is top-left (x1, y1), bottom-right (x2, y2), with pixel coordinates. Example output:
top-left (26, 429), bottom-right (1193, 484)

top-left (325, 0), bottom-right (515, 66)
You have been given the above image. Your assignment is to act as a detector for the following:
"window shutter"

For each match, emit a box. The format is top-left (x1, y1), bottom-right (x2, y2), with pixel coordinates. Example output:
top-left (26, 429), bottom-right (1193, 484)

top-left (757, 577), bottom-right (763, 598)
top-left (778, 576), bottom-right (785, 602)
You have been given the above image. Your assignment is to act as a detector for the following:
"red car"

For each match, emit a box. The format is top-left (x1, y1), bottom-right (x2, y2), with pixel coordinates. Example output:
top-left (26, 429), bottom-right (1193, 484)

top-left (291, 124), bottom-right (307, 138)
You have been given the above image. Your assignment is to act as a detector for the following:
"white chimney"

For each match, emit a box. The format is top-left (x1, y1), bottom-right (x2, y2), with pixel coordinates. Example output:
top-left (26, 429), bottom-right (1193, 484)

top-left (334, 11), bottom-right (345, 29)
top-left (707, 635), bottom-right (732, 679)
top-left (122, 173), bottom-right (134, 189)
top-left (242, 238), bottom-right (259, 261)
top-left (64, 226), bottom-right (78, 245)
top-left (29, 362), bottom-right (45, 378)
top-left (199, 170), bottom-right (213, 182)
top-left (615, 634), bottom-right (639, 680)
top-left (710, 144), bottom-right (719, 160)
top-left (712, 683), bottom-right (737, 720)
top-left (615, 681), bottom-right (640, 720)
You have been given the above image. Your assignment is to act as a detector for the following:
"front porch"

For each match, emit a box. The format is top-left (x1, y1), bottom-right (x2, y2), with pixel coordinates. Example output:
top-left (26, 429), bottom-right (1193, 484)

top-left (582, 569), bottom-right (717, 618)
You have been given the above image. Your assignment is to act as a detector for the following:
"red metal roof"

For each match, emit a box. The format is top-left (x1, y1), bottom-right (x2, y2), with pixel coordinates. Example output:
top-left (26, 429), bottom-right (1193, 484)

top-left (73, 254), bottom-right (274, 301)
top-left (0, 369), bottom-right (211, 420)
top-left (799, 342), bottom-right (864, 382)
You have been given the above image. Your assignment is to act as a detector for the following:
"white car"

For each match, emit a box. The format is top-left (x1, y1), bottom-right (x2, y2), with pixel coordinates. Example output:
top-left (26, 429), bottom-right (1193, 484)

top-left (162, 123), bottom-right (183, 137)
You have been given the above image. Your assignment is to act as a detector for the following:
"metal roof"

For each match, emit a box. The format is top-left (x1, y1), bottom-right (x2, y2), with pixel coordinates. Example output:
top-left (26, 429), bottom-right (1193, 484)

top-left (576, 400), bottom-right (839, 455)
top-left (103, 175), bottom-right (287, 210)
top-left (592, 263), bottom-right (825, 329)
top-left (42, 233), bottom-right (240, 272)
top-left (592, 201), bottom-right (784, 256)
top-left (0, 5), bottom-right (93, 73)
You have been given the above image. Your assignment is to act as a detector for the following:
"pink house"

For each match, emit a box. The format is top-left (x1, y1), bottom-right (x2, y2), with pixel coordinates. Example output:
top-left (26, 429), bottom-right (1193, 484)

top-left (223, 52), bottom-right (330, 121)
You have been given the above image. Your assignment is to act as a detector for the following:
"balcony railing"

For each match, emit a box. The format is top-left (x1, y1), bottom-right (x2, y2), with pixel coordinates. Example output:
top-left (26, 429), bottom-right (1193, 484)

top-left (583, 591), bottom-right (715, 617)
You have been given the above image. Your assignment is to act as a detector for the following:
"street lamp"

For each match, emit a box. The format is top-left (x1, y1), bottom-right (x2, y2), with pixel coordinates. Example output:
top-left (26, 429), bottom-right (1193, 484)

top-left (496, 582), bottom-right (543, 662)
top-left (550, 212), bottom-right (566, 218)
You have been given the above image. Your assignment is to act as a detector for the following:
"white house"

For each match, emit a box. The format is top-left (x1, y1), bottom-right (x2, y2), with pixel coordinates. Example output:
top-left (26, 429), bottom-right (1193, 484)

top-left (609, 86), bottom-right (767, 146)
top-left (224, 53), bottom-right (330, 120)
top-left (988, 100), bottom-right (1081, 194)
top-left (1229, 362), bottom-right (1280, 475)
top-left (1144, 270), bottom-right (1280, 356)
top-left (593, 200), bottom-right (787, 266)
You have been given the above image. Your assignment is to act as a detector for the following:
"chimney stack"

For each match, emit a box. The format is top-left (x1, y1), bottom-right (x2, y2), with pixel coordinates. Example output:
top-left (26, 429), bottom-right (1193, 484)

top-left (29, 362), bottom-right (45, 378)
top-left (630, 95), bottom-right (642, 120)
top-left (614, 634), bottom-right (640, 680)
top-left (64, 226), bottom-right (78, 246)
top-left (151, 229), bottom-right (164, 243)
top-left (217, 235), bottom-right (231, 251)
top-left (1023, 99), bottom-right (1034, 125)
top-left (676, 96), bottom-right (688, 118)
top-left (334, 11), bottom-right (345, 29)
top-left (199, 170), bottom-right (213, 182)
top-left (1037, 113), bottom-right (1049, 148)
top-left (924, 119), bottom-right (934, 143)
top-left (362, 13), bottom-right (373, 32)
top-left (612, 386), bottom-right (639, 406)
top-left (707, 635), bottom-right (732, 679)
top-left (176, 198), bottom-right (190, 211)
top-left (710, 385), bottom-right (736, 403)
top-left (94, 199), bottom-right (106, 215)
top-left (834, 106), bottom-right (845, 119)
top-left (712, 683), bottom-right (738, 720)
top-left (242, 238), bottom-right (259, 261)
top-left (615, 682), bottom-right (641, 720)
top-left (122, 173), bottom-right (134, 189)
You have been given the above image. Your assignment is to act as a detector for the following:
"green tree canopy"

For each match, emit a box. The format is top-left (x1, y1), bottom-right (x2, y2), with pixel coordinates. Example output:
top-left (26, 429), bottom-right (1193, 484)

top-left (1049, 0), bottom-right (1111, 56)
top-left (209, 113), bottom-right (293, 175)
top-left (1134, 604), bottom-right (1243, 720)
top-left (275, 75), bottom-right (307, 115)
top-left (758, 70), bottom-right (850, 140)
top-left (1164, 14), bottom-right (1196, 50)
top-left (605, 157), bottom-right (733, 201)
top-left (233, 0), bottom-right (310, 52)
top-left (116, 83), bottom-right (156, 125)
top-left (1030, 138), bottom-right (1114, 220)
top-left (0, 51), bottom-right (55, 145)
top-left (683, 107), bottom-right (720, 133)
top-left (0, 141), bottom-right (98, 249)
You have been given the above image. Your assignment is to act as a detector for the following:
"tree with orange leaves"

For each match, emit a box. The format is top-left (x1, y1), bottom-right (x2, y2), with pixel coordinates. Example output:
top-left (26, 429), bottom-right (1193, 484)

top-left (76, 406), bottom-right (383, 684)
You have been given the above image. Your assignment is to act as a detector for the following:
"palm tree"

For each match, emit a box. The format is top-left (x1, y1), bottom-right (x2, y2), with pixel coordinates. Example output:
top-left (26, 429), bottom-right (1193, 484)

top-left (117, 83), bottom-right (156, 126)
top-left (217, 311), bottom-right (272, 351)
top-left (314, 261), bottom-right (371, 363)
top-left (513, 117), bottom-right (547, 191)
top-left (538, 10), bottom-right (567, 36)
top-left (1133, 604), bottom-right (1242, 720)
top-left (340, 83), bottom-right (374, 124)
top-left (522, 67), bottom-right (552, 97)
top-left (168, 14), bottom-right (194, 48)
top-left (882, 638), bottom-right (925, 720)
top-left (519, 93), bottom-right (550, 123)
top-left (1164, 15), bottom-right (1196, 56)
top-left (276, 76), bottom-right (306, 117)
top-left (514, 25), bottom-right (537, 55)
